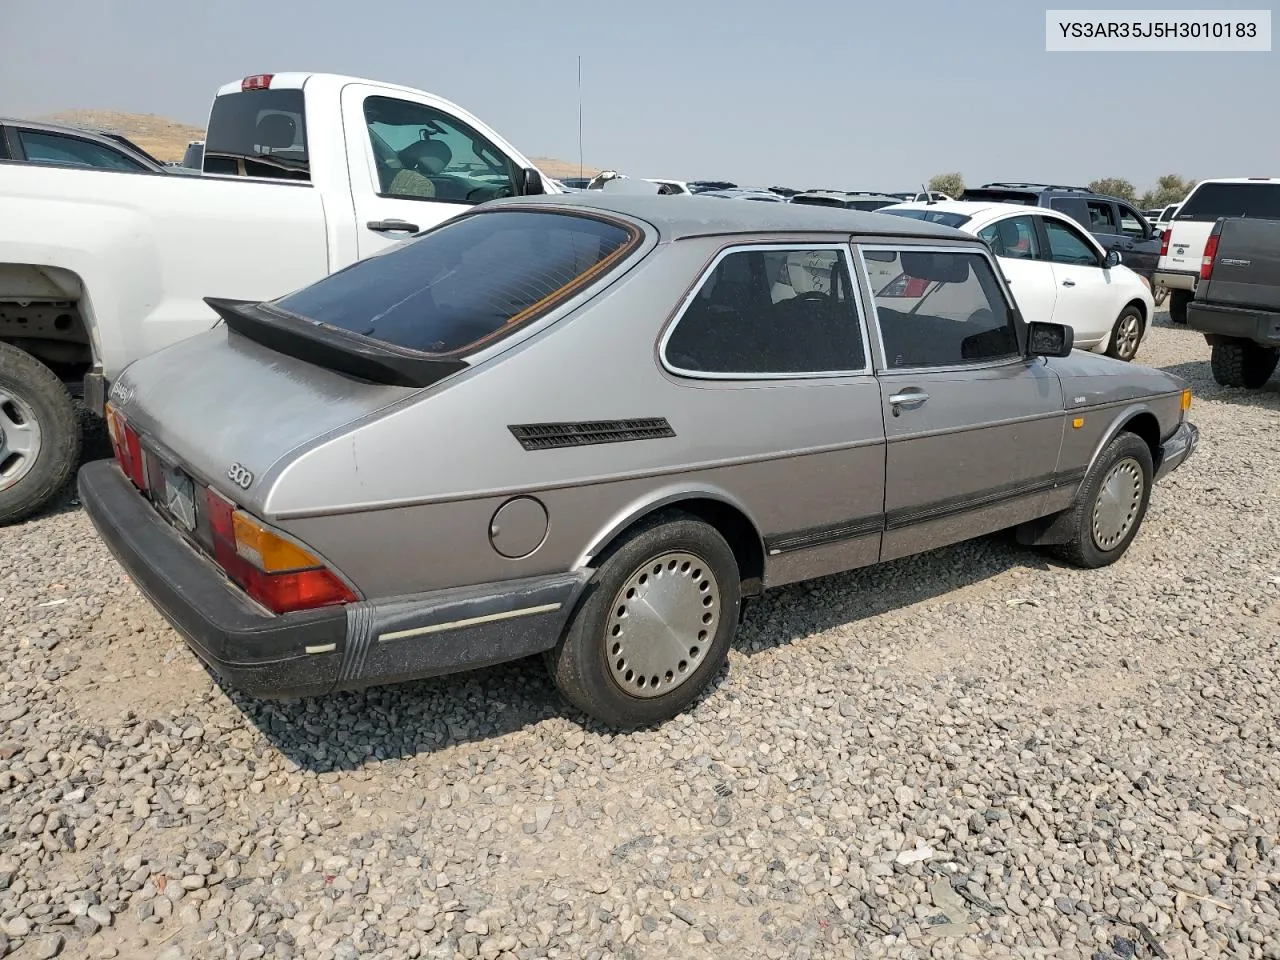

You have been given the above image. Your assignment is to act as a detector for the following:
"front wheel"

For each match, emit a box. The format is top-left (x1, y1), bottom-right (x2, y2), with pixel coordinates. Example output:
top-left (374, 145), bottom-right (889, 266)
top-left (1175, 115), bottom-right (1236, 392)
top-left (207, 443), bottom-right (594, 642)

top-left (1105, 305), bottom-right (1145, 361)
top-left (0, 343), bottom-right (81, 524)
top-left (1168, 289), bottom-right (1191, 325)
top-left (1050, 432), bottom-right (1153, 569)
top-left (548, 512), bottom-right (741, 728)
top-left (1210, 340), bottom-right (1279, 389)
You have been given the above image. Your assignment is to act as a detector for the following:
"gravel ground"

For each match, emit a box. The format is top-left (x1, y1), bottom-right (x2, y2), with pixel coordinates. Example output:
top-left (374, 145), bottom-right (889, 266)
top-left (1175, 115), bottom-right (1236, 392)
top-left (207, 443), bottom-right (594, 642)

top-left (2, 312), bottom-right (1279, 960)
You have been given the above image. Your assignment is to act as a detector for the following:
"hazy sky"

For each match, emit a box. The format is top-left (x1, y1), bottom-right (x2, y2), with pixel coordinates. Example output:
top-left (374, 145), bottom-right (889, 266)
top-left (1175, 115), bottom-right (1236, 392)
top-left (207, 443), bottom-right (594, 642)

top-left (1, 0), bottom-right (1273, 191)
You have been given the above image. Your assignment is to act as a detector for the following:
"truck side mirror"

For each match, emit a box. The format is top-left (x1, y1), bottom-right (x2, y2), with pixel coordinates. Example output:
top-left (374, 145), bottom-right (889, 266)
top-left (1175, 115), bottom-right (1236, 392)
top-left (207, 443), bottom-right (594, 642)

top-left (518, 167), bottom-right (546, 196)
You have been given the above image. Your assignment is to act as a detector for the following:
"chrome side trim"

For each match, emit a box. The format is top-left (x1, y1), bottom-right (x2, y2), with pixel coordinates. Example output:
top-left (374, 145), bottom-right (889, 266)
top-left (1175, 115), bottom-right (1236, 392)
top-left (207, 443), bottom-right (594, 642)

top-left (377, 602), bottom-right (563, 643)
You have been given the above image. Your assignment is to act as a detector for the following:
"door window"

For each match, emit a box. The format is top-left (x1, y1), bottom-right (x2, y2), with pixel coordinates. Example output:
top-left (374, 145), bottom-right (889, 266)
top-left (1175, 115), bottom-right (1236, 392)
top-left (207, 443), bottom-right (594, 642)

top-left (1042, 217), bottom-right (1101, 266)
top-left (1117, 204), bottom-right (1147, 238)
top-left (866, 249), bottom-right (1019, 368)
top-left (663, 247), bottom-right (867, 376)
top-left (363, 96), bottom-right (517, 205)
top-left (976, 215), bottom-right (1040, 260)
top-left (18, 131), bottom-right (147, 171)
top-left (1085, 201), bottom-right (1119, 233)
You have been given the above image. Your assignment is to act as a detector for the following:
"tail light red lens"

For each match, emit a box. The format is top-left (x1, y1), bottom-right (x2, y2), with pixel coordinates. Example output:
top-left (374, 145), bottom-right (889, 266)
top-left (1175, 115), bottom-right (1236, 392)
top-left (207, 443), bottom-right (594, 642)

top-left (205, 488), bottom-right (355, 614)
top-left (105, 403), bottom-right (147, 491)
top-left (1200, 233), bottom-right (1220, 281)
top-left (241, 74), bottom-right (274, 91)
top-left (1159, 230), bottom-right (1170, 258)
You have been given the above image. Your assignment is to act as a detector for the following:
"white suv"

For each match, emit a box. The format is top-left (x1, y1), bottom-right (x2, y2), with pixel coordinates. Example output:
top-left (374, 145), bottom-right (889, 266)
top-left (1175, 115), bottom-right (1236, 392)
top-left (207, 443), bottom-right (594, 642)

top-left (1154, 178), bottom-right (1280, 324)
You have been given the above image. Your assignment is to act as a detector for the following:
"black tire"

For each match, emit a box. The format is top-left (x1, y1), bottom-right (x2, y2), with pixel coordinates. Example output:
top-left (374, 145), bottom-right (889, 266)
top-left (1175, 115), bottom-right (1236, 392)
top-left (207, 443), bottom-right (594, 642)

top-left (1050, 432), bottom-right (1153, 569)
top-left (1210, 340), bottom-right (1279, 389)
top-left (548, 511), bottom-right (741, 728)
top-left (1104, 305), bottom-right (1145, 361)
top-left (0, 343), bottom-right (81, 525)
top-left (1168, 289), bottom-right (1191, 325)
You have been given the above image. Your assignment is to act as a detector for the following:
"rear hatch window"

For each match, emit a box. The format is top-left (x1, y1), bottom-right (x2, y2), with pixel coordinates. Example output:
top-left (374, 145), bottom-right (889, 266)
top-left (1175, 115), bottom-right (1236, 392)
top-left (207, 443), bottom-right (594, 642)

top-left (1176, 182), bottom-right (1280, 221)
top-left (203, 89), bottom-right (309, 180)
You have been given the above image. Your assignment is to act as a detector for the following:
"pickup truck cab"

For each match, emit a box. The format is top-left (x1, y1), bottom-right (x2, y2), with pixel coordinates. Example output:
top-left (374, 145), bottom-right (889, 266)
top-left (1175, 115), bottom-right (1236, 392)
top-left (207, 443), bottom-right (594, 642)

top-left (0, 72), bottom-right (556, 522)
top-left (1154, 178), bottom-right (1280, 324)
top-left (1188, 216), bottom-right (1280, 389)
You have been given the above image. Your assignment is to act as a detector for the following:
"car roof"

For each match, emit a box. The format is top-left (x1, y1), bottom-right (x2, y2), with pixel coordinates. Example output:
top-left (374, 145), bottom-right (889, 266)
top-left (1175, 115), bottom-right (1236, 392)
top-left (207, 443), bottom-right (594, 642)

top-left (487, 192), bottom-right (969, 241)
top-left (0, 116), bottom-right (165, 167)
top-left (885, 199), bottom-right (1068, 222)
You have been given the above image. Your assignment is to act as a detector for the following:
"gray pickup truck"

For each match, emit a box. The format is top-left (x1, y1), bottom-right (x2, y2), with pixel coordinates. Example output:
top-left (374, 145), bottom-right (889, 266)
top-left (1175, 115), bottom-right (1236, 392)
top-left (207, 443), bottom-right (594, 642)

top-left (1188, 217), bottom-right (1280, 389)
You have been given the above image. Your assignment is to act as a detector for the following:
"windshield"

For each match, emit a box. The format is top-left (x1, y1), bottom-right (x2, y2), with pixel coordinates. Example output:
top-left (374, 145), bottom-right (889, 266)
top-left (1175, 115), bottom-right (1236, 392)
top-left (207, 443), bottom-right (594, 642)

top-left (877, 208), bottom-right (973, 228)
top-left (204, 89), bottom-right (309, 180)
top-left (270, 210), bottom-right (640, 358)
top-left (1175, 182), bottom-right (1280, 221)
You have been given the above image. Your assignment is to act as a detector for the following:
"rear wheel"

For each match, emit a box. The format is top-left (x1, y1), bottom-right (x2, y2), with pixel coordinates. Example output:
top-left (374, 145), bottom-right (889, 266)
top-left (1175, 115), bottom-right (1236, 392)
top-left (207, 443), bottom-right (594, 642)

top-left (548, 512), bottom-right (741, 728)
top-left (1050, 432), bottom-right (1153, 569)
top-left (1168, 289), bottom-right (1191, 325)
top-left (1105, 305), bottom-right (1144, 361)
top-left (1211, 340), bottom-right (1279, 389)
top-left (0, 343), bottom-right (81, 524)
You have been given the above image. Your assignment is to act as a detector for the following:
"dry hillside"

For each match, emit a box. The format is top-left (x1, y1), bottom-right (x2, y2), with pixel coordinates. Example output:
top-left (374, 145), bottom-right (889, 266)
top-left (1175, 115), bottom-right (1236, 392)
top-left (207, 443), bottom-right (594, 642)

top-left (36, 110), bottom-right (598, 178)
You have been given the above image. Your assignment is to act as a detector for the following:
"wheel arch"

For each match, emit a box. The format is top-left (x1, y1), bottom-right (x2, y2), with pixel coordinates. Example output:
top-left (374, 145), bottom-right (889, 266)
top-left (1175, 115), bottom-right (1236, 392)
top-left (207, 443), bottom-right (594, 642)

top-left (1085, 404), bottom-right (1163, 479)
top-left (574, 486), bottom-right (766, 596)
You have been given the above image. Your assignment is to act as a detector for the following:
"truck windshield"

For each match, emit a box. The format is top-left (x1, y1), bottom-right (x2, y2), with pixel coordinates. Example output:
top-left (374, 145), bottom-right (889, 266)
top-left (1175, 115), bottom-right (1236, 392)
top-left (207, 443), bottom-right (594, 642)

top-left (1176, 182), bottom-right (1280, 221)
top-left (203, 90), bottom-right (309, 181)
top-left (270, 209), bottom-right (641, 357)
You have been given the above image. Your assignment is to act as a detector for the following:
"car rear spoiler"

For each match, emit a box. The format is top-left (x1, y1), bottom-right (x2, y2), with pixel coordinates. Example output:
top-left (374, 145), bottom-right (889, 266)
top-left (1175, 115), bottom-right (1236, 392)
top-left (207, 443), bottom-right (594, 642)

top-left (205, 297), bottom-right (467, 389)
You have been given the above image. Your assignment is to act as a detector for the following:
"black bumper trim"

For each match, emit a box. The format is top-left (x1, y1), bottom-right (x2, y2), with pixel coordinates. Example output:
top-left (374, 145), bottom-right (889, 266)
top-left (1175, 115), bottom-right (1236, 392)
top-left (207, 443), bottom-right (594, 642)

top-left (78, 459), bottom-right (590, 700)
top-left (1156, 421), bottom-right (1198, 482)
top-left (1186, 301), bottom-right (1280, 344)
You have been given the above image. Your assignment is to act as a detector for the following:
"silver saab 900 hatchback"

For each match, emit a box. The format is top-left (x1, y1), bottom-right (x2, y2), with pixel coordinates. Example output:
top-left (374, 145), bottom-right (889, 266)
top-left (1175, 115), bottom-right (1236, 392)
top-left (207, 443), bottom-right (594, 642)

top-left (79, 194), bottom-right (1198, 727)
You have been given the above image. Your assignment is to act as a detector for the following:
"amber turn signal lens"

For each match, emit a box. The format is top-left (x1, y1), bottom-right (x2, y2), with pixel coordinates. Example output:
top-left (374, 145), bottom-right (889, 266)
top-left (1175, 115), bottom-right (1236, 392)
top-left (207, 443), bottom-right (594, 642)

top-left (1181, 388), bottom-right (1193, 411)
top-left (232, 512), bottom-right (323, 573)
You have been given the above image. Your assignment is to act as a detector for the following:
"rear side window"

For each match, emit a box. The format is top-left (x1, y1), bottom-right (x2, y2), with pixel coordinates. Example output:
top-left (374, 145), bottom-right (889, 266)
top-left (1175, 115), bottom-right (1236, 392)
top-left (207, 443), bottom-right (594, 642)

top-left (977, 215), bottom-right (1040, 260)
top-left (1177, 182), bottom-right (1280, 221)
top-left (18, 131), bottom-right (146, 171)
top-left (663, 247), bottom-right (867, 376)
top-left (204, 90), bottom-right (309, 181)
top-left (867, 249), bottom-right (1017, 368)
top-left (271, 210), bottom-right (639, 357)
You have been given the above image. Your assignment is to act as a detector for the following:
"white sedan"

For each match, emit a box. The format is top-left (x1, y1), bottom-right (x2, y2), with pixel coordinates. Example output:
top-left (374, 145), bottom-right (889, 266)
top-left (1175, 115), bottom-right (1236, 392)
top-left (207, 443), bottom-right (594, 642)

top-left (878, 200), bottom-right (1154, 361)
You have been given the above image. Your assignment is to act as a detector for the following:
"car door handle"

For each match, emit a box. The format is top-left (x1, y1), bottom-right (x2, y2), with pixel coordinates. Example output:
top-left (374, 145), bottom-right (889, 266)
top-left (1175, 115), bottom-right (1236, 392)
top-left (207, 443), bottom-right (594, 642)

top-left (888, 390), bottom-right (930, 415)
top-left (1061, 279), bottom-right (1076, 287)
top-left (367, 219), bottom-right (420, 233)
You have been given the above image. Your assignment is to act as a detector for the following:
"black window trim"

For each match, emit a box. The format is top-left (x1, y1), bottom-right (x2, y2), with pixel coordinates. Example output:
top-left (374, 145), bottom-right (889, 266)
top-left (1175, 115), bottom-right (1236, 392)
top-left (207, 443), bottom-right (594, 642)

top-left (363, 94), bottom-right (518, 208)
top-left (856, 242), bottom-right (1024, 374)
top-left (658, 241), bottom-right (874, 382)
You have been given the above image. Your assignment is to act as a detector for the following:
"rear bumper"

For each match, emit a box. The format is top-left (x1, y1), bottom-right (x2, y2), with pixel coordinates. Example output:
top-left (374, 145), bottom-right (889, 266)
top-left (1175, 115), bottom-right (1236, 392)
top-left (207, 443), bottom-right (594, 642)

top-left (1153, 269), bottom-right (1198, 291)
top-left (78, 460), bottom-right (588, 699)
top-left (1186, 300), bottom-right (1280, 345)
top-left (1155, 421), bottom-right (1198, 482)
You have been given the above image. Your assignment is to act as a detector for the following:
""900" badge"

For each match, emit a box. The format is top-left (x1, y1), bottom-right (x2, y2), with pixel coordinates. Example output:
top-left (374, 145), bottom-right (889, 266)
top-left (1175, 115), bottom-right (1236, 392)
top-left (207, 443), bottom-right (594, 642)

top-left (227, 463), bottom-right (254, 489)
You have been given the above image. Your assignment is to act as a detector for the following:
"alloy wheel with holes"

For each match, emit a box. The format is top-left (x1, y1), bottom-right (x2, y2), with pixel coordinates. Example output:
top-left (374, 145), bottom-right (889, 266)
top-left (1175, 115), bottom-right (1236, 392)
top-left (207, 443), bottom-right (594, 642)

top-left (548, 512), bottom-right (741, 728)
top-left (1050, 431), bottom-right (1153, 569)
top-left (1105, 306), bottom-right (1144, 362)
top-left (0, 342), bottom-right (81, 525)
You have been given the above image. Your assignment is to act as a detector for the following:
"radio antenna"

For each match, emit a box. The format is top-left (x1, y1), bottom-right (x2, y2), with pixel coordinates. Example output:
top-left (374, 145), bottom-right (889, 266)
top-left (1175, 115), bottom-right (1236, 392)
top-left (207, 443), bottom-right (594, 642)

top-left (578, 56), bottom-right (584, 180)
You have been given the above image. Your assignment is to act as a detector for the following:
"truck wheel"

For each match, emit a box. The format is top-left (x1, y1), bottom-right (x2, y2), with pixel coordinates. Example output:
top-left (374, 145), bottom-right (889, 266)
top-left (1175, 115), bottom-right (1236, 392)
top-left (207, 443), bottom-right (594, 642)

top-left (1050, 432), bottom-right (1153, 569)
top-left (0, 342), bottom-right (81, 524)
top-left (548, 511), bottom-right (741, 728)
top-left (1168, 289), bottom-right (1190, 325)
top-left (1210, 340), bottom-right (1279, 389)
top-left (1105, 305), bottom-right (1144, 362)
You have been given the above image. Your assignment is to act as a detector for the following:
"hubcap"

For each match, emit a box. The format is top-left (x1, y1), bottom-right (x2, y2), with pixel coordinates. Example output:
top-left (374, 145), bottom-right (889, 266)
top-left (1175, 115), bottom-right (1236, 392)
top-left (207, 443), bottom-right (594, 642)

top-left (1115, 314), bottom-right (1141, 359)
top-left (1092, 457), bottom-right (1143, 550)
top-left (605, 551), bottom-right (720, 699)
top-left (0, 389), bottom-right (42, 493)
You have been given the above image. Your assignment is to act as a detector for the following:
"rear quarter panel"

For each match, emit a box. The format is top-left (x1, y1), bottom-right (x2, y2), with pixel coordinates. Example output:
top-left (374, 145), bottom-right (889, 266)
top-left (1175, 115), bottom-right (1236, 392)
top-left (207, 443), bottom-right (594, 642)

top-left (269, 237), bottom-right (889, 598)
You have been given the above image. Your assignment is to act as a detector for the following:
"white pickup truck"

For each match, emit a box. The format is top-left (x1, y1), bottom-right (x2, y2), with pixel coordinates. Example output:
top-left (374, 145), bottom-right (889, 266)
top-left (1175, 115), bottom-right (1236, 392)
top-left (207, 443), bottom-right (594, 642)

top-left (0, 72), bottom-right (558, 522)
top-left (1153, 177), bottom-right (1280, 324)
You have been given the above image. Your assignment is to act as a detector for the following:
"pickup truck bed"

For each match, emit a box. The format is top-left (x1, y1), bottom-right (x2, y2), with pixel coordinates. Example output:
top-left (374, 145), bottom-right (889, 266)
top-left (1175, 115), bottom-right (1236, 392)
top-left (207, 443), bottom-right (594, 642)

top-left (1187, 216), bottom-right (1280, 389)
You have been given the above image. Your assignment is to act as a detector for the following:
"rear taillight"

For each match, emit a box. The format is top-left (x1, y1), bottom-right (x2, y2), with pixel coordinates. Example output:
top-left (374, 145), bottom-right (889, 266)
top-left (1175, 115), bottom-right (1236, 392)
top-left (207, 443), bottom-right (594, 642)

top-left (205, 489), bottom-right (356, 614)
top-left (241, 74), bottom-right (274, 91)
top-left (1159, 230), bottom-right (1171, 258)
top-left (1200, 231), bottom-right (1220, 281)
top-left (105, 403), bottom-right (147, 491)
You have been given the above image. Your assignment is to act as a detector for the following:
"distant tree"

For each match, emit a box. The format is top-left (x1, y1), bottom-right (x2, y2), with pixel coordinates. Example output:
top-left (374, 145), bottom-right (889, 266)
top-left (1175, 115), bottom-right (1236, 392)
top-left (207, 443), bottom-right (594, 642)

top-left (1088, 178), bottom-right (1137, 202)
top-left (1139, 174), bottom-right (1196, 209)
top-left (928, 172), bottom-right (965, 198)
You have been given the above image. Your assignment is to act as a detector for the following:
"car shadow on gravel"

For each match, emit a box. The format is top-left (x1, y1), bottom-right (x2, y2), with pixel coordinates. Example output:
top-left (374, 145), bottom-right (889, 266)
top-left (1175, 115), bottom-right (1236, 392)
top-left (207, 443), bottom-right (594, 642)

top-left (1158, 359), bottom-right (1280, 407)
top-left (222, 532), bottom-right (1048, 772)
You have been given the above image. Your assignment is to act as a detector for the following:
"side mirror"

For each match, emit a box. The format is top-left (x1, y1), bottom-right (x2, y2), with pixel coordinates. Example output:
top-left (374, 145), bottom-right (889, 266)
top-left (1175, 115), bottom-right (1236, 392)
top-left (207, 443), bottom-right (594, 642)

top-left (518, 167), bottom-right (546, 196)
top-left (1104, 248), bottom-right (1122, 268)
top-left (1027, 321), bottom-right (1074, 358)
